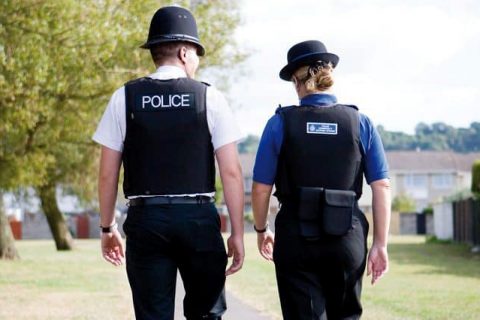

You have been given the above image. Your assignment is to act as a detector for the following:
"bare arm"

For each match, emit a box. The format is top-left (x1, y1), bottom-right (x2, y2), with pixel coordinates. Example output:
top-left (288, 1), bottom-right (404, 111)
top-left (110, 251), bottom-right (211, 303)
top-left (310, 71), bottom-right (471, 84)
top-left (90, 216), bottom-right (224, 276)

top-left (367, 178), bottom-right (391, 284)
top-left (252, 181), bottom-right (275, 261)
top-left (99, 146), bottom-right (122, 226)
top-left (252, 182), bottom-right (273, 230)
top-left (216, 142), bottom-right (245, 275)
top-left (98, 146), bottom-right (124, 266)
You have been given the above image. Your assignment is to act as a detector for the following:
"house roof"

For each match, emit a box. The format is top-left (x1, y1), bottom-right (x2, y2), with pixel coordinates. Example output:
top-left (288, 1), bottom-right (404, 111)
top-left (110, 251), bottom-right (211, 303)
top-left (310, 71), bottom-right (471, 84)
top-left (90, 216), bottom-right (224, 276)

top-left (386, 151), bottom-right (480, 172)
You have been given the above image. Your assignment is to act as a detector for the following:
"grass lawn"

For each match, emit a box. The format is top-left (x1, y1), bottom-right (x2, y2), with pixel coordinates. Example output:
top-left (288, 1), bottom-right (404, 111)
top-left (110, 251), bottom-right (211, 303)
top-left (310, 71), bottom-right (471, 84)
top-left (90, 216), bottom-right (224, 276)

top-left (1, 235), bottom-right (479, 319)
top-left (0, 240), bottom-right (134, 320)
top-left (226, 234), bottom-right (480, 320)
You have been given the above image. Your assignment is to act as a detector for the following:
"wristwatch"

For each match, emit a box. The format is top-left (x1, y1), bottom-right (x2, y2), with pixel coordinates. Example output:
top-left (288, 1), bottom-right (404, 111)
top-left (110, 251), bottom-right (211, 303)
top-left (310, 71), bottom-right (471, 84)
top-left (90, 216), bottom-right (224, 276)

top-left (100, 222), bottom-right (118, 234)
top-left (254, 223), bottom-right (269, 233)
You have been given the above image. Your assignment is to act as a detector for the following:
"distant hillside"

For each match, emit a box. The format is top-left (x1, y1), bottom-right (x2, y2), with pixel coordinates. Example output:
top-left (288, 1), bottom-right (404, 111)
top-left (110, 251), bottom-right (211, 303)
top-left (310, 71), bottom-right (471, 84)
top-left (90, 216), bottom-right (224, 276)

top-left (378, 122), bottom-right (480, 153)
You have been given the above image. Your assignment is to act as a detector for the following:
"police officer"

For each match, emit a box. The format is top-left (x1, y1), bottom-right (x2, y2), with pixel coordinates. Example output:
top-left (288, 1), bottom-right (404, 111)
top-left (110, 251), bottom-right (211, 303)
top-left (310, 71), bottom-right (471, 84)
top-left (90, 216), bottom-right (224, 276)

top-left (93, 6), bottom-right (245, 320)
top-left (252, 40), bottom-right (391, 319)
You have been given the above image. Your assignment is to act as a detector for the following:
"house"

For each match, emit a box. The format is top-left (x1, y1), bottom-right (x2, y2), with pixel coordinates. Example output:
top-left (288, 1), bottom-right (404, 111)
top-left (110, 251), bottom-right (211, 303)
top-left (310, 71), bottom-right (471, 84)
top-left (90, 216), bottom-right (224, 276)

top-left (240, 153), bottom-right (278, 213)
top-left (372, 151), bottom-right (478, 212)
top-left (239, 153), bottom-right (279, 215)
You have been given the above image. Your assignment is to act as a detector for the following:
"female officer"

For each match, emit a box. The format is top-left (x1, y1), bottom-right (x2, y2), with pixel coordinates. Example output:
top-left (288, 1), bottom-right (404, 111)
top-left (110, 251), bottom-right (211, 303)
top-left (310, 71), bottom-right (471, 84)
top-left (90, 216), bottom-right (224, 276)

top-left (252, 40), bottom-right (391, 319)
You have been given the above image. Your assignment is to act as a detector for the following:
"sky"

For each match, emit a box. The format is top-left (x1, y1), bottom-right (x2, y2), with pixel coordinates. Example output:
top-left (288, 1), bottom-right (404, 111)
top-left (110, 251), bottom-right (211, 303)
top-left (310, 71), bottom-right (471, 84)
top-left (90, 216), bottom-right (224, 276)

top-left (227, 0), bottom-right (480, 136)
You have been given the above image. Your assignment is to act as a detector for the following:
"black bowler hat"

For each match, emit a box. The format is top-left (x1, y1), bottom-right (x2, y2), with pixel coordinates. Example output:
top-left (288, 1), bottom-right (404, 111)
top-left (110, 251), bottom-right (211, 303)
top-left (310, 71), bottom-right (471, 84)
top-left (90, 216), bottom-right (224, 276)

top-left (140, 6), bottom-right (205, 56)
top-left (279, 40), bottom-right (339, 81)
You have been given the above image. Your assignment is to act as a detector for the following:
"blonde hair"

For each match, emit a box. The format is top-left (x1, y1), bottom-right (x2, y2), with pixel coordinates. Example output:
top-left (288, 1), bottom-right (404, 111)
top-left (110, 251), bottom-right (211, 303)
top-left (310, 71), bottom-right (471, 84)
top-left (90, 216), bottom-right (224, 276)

top-left (293, 61), bottom-right (334, 92)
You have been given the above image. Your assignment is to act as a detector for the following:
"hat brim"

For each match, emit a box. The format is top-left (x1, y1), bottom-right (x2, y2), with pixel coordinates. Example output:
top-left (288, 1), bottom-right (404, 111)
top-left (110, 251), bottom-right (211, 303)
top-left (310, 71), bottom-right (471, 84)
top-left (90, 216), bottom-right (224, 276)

top-left (279, 52), bottom-right (339, 81)
top-left (140, 38), bottom-right (206, 56)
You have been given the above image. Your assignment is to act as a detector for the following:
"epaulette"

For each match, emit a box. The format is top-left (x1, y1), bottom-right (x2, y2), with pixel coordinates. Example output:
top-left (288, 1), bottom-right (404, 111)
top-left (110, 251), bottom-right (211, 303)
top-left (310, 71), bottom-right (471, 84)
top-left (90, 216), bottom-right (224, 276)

top-left (201, 81), bottom-right (211, 86)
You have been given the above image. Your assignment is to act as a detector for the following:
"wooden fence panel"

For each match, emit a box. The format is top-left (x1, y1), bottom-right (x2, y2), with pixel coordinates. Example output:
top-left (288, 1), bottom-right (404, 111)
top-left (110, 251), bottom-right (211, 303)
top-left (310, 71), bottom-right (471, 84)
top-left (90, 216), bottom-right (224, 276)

top-left (453, 198), bottom-right (480, 246)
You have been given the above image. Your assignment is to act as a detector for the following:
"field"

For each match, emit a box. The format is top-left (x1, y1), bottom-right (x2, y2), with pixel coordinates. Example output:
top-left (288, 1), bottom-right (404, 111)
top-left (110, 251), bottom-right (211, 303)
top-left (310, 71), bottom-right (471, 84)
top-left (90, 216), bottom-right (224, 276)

top-left (226, 235), bottom-right (480, 320)
top-left (1, 235), bottom-right (480, 319)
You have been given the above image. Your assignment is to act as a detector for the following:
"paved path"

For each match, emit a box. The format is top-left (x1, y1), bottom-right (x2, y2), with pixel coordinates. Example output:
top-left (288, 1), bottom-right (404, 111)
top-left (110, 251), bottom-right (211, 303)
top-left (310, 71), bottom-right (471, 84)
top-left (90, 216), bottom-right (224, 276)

top-left (174, 274), bottom-right (271, 320)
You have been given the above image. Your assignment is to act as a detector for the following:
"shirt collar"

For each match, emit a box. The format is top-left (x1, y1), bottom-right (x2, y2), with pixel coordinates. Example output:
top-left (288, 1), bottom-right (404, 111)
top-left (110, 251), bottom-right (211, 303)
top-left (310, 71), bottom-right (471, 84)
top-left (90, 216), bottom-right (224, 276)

top-left (147, 65), bottom-right (187, 80)
top-left (300, 93), bottom-right (337, 107)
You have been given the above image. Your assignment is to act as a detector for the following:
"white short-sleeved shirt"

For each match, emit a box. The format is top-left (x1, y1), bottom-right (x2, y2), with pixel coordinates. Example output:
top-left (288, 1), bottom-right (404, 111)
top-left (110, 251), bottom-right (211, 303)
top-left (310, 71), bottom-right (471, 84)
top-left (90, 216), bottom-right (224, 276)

top-left (92, 65), bottom-right (244, 198)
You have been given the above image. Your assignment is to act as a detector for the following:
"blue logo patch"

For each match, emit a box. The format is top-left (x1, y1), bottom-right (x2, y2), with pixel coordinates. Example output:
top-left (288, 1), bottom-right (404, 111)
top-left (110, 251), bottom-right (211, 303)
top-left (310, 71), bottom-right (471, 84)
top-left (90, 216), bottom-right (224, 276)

top-left (306, 122), bottom-right (338, 135)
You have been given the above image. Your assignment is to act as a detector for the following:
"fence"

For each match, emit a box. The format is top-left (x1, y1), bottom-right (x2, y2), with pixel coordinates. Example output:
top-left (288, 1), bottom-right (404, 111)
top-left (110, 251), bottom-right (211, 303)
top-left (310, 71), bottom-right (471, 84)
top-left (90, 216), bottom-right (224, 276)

top-left (452, 198), bottom-right (480, 246)
top-left (396, 212), bottom-right (433, 235)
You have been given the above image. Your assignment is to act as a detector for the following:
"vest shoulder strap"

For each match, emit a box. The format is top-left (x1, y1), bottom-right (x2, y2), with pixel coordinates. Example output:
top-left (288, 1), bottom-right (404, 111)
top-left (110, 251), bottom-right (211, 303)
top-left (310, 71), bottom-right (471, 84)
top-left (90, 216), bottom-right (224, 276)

top-left (124, 76), bottom-right (209, 87)
top-left (275, 103), bottom-right (359, 115)
top-left (124, 76), bottom-right (148, 87)
top-left (335, 103), bottom-right (359, 111)
top-left (275, 105), bottom-right (296, 115)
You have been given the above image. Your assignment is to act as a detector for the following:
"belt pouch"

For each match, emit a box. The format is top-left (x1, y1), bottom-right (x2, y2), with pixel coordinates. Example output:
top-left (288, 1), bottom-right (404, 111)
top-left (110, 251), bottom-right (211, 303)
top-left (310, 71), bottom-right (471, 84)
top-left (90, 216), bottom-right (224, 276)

top-left (297, 187), bottom-right (323, 238)
top-left (322, 189), bottom-right (356, 236)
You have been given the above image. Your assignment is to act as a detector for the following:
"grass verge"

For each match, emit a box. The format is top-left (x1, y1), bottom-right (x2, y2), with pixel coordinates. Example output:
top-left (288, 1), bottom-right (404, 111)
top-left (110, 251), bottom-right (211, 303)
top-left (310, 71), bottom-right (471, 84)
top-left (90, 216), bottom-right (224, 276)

top-left (1, 235), bottom-right (479, 319)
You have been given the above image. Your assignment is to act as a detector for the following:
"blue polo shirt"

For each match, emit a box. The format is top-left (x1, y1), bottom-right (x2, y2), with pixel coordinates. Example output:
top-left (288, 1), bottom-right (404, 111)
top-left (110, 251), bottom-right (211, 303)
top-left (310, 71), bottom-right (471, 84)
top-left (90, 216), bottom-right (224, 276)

top-left (253, 94), bottom-right (389, 185)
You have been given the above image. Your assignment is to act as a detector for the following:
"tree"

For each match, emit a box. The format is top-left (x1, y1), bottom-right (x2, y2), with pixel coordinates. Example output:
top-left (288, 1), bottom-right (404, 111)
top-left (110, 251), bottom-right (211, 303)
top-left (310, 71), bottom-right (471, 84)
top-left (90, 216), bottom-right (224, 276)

top-left (0, 0), bottom-right (245, 250)
top-left (377, 125), bottom-right (416, 151)
top-left (377, 122), bottom-right (480, 153)
top-left (0, 194), bottom-right (19, 259)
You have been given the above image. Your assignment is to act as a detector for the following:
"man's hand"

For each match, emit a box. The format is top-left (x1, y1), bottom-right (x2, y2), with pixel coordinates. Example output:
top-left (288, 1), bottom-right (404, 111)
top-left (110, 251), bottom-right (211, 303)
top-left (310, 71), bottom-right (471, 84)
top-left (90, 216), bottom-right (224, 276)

top-left (101, 230), bottom-right (125, 266)
top-left (257, 230), bottom-right (275, 261)
top-left (225, 234), bottom-right (244, 276)
top-left (367, 243), bottom-right (388, 285)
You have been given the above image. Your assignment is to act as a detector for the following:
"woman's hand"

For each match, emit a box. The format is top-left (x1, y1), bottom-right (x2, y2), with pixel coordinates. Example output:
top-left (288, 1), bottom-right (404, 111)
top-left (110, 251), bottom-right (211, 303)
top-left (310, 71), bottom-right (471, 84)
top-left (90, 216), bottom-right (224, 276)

top-left (367, 243), bottom-right (388, 285)
top-left (257, 230), bottom-right (275, 261)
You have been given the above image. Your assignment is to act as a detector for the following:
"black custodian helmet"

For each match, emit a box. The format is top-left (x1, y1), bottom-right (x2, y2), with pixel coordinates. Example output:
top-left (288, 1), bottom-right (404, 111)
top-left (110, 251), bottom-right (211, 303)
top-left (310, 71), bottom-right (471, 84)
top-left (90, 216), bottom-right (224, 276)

top-left (140, 6), bottom-right (205, 56)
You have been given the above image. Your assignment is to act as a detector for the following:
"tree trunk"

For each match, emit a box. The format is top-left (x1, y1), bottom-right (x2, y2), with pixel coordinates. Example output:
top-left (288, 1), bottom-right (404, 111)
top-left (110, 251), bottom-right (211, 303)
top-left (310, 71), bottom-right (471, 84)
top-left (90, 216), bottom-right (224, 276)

top-left (38, 184), bottom-right (74, 250)
top-left (0, 193), bottom-right (19, 259)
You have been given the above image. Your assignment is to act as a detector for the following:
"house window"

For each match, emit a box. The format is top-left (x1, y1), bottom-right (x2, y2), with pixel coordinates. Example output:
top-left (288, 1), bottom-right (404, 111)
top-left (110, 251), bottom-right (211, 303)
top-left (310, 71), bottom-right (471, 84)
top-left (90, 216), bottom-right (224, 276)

top-left (432, 174), bottom-right (453, 189)
top-left (404, 174), bottom-right (427, 188)
top-left (403, 174), bottom-right (428, 199)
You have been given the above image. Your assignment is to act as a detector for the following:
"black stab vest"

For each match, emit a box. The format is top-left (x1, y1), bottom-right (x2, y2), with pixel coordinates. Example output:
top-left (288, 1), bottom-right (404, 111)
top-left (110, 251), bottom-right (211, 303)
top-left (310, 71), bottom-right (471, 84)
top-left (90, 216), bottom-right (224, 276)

top-left (274, 104), bottom-right (364, 202)
top-left (122, 77), bottom-right (215, 197)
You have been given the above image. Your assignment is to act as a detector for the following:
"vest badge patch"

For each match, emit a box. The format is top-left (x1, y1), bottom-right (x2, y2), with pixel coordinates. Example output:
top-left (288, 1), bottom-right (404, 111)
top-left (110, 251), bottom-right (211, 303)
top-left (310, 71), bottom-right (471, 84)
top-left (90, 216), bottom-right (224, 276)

top-left (306, 122), bottom-right (338, 135)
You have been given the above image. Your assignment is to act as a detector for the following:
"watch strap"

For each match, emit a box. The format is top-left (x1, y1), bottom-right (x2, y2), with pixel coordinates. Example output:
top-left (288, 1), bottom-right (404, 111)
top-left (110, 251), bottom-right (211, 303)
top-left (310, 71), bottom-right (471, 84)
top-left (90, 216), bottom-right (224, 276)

top-left (254, 223), bottom-right (269, 233)
top-left (100, 222), bottom-right (118, 233)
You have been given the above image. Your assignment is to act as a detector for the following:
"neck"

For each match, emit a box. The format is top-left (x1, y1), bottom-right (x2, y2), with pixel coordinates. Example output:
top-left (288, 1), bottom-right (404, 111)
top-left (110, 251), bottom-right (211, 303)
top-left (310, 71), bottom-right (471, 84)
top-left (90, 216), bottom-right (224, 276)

top-left (155, 60), bottom-right (191, 77)
top-left (297, 89), bottom-right (331, 99)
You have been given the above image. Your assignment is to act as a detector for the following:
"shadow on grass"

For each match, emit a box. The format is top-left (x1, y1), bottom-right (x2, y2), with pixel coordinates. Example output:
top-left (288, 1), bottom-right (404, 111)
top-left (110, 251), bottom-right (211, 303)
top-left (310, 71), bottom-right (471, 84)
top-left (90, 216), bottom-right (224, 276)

top-left (388, 239), bottom-right (480, 279)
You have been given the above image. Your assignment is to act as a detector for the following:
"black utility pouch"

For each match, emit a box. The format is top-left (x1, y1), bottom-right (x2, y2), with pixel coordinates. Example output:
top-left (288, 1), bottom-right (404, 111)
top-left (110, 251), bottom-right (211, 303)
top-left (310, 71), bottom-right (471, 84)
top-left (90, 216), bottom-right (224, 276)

top-left (322, 189), bottom-right (356, 236)
top-left (297, 187), bottom-right (324, 238)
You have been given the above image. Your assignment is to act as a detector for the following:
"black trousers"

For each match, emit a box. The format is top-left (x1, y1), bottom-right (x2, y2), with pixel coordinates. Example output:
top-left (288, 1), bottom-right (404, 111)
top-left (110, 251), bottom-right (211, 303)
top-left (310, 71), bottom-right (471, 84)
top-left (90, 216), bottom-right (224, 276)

top-left (123, 203), bottom-right (227, 320)
top-left (273, 202), bottom-right (369, 320)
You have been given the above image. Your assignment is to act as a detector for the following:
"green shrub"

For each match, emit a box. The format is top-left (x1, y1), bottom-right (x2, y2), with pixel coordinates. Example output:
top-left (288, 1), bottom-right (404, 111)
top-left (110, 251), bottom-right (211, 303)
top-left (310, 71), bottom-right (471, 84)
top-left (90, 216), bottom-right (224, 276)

top-left (215, 176), bottom-right (224, 206)
top-left (244, 211), bottom-right (254, 223)
top-left (392, 193), bottom-right (416, 212)
top-left (422, 206), bottom-right (434, 215)
top-left (472, 160), bottom-right (480, 198)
